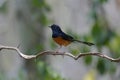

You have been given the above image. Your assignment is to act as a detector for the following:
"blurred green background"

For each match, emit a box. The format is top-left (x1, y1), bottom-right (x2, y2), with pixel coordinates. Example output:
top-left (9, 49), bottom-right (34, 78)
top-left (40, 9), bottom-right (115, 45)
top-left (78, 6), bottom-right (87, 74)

top-left (0, 0), bottom-right (120, 80)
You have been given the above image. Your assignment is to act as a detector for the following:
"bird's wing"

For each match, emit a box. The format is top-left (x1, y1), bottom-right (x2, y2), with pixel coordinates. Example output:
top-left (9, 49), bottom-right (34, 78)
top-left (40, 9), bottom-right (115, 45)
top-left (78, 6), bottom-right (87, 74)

top-left (60, 32), bottom-right (95, 46)
top-left (60, 32), bottom-right (74, 41)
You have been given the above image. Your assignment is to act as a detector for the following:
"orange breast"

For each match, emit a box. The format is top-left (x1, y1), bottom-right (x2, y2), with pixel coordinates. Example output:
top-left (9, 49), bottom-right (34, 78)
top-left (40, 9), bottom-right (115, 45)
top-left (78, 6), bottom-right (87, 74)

top-left (53, 36), bottom-right (71, 46)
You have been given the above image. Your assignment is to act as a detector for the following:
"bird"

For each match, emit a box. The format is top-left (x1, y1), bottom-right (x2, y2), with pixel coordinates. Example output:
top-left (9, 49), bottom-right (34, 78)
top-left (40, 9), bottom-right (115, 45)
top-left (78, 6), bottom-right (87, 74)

top-left (49, 24), bottom-right (94, 47)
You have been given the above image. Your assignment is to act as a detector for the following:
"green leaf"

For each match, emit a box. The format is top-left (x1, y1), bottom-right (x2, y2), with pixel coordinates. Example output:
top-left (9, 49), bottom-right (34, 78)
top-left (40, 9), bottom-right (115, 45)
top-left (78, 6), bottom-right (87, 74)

top-left (39, 14), bottom-right (49, 25)
top-left (70, 48), bottom-right (80, 55)
top-left (0, 1), bottom-right (7, 13)
top-left (109, 63), bottom-right (116, 74)
top-left (32, 0), bottom-right (45, 8)
top-left (99, 0), bottom-right (108, 3)
top-left (96, 58), bottom-right (106, 74)
top-left (91, 22), bottom-right (114, 46)
top-left (108, 35), bottom-right (120, 57)
top-left (83, 56), bottom-right (92, 65)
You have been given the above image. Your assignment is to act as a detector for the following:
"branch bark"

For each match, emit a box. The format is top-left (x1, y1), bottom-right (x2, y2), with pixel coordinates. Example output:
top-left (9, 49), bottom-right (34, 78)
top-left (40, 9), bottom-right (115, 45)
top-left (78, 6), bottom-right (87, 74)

top-left (0, 45), bottom-right (120, 62)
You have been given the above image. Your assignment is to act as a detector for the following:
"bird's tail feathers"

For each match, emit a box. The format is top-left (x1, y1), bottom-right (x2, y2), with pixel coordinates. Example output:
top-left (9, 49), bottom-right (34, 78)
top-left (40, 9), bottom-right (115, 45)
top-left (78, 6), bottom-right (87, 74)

top-left (73, 40), bottom-right (95, 46)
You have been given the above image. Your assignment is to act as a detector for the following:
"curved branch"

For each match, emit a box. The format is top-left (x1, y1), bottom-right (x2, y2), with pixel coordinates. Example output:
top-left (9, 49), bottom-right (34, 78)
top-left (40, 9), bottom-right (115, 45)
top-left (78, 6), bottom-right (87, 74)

top-left (0, 45), bottom-right (120, 62)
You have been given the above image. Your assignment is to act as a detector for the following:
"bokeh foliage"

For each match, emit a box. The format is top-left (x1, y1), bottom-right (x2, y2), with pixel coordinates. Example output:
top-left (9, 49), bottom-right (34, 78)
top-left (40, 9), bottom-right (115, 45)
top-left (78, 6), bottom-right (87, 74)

top-left (0, 0), bottom-right (64, 80)
top-left (49, 0), bottom-right (119, 76)
top-left (0, 0), bottom-right (120, 80)
top-left (84, 0), bottom-right (118, 75)
top-left (50, 0), bottom-right (118, 76)
top-left (22, 0), bottom-right (65, 80)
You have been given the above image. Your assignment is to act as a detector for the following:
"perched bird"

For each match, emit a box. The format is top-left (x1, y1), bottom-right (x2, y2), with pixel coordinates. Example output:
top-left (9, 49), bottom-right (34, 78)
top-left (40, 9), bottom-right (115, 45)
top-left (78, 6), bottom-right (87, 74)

top-left (49, 24), bottom-right (94, 47)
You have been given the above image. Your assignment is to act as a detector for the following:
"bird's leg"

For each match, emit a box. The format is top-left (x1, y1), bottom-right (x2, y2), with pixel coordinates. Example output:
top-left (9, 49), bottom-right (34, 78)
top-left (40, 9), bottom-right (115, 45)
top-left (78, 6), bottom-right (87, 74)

top-left (55, 46), bottom-right (65, 58)
top-left (55, 46), bottom-right (62, 53)
top-left (56, 46), bottom-right (65, 58)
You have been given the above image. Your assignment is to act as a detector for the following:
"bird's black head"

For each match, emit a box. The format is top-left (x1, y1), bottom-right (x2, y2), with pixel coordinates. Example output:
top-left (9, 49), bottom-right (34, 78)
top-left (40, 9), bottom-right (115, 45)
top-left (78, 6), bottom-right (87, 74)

top-left (49, 24), bottom-right (62, 32)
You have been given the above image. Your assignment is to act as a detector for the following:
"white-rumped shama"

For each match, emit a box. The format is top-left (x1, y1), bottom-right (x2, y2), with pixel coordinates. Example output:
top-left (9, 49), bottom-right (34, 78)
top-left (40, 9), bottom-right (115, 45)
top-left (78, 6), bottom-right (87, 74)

top-left (49, 24), bottom-right (94, 47)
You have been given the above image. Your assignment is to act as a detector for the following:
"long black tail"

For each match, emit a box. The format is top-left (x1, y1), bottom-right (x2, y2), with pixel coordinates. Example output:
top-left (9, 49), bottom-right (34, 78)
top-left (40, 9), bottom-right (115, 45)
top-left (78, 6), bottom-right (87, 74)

top-left (73, 40), bottom-right (95, 46)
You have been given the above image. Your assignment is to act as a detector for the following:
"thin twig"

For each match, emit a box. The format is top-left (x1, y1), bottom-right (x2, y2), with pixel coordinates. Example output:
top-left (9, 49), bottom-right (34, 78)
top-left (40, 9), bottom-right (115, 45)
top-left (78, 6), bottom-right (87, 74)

top-left (0, 45), bottom-right (120, 62)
